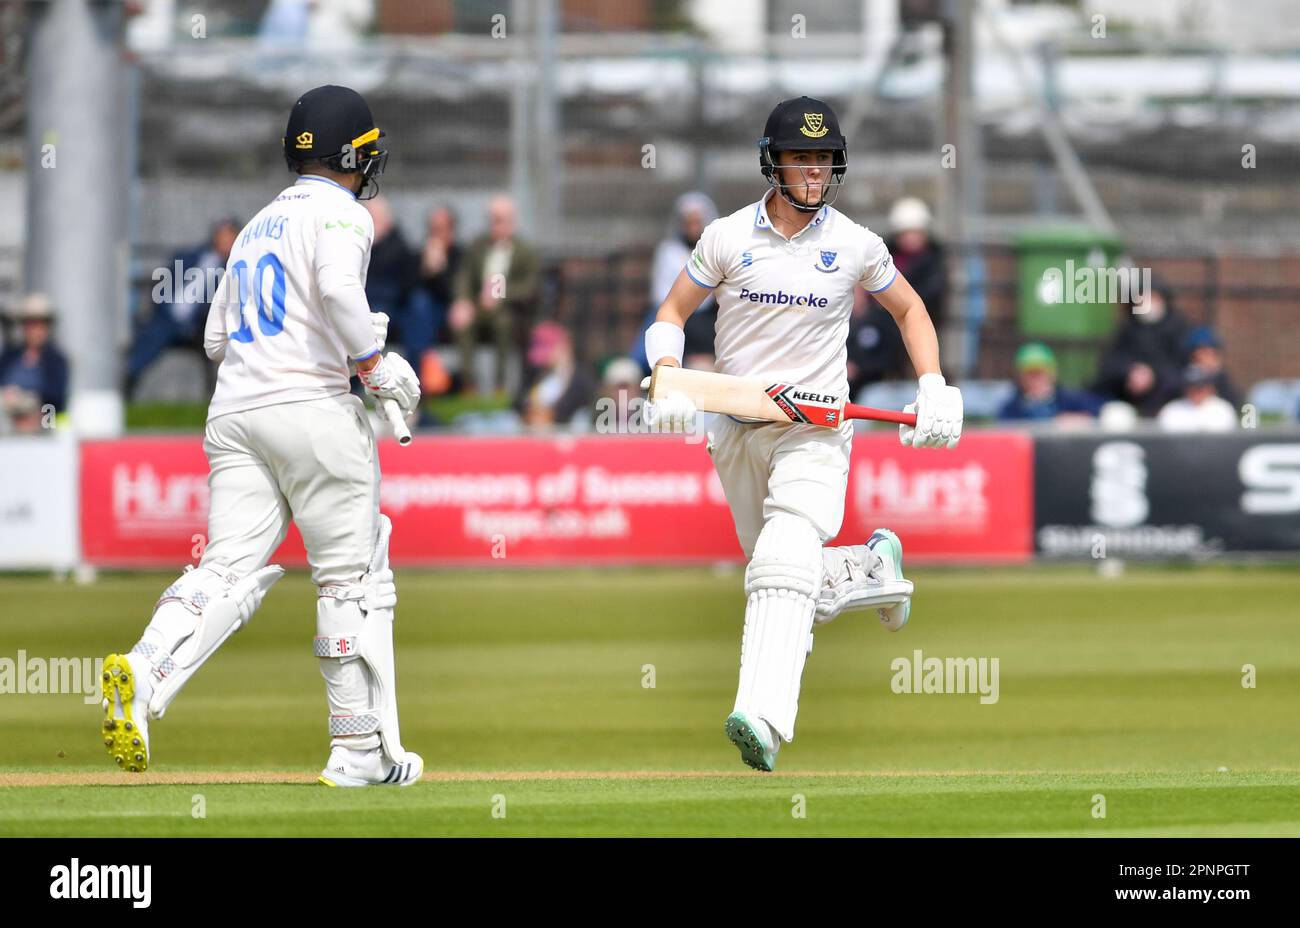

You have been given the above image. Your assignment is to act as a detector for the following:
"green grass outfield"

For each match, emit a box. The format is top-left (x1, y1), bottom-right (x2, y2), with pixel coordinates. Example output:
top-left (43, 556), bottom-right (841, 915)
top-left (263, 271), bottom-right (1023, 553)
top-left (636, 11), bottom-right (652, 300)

top-left (1, 564), bottom-right (1298, 836)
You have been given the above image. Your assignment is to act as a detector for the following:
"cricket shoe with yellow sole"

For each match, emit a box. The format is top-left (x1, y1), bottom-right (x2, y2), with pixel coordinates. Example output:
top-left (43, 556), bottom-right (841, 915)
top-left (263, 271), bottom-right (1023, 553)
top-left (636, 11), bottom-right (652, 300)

top-left (725, 710), bottom-right (780, 772)
top-left (101, 652), bottom-right (152, 773)
top-left (817, 528), bottom-right (913, 631)
top-left (318, 745), bottom-right (424, 788)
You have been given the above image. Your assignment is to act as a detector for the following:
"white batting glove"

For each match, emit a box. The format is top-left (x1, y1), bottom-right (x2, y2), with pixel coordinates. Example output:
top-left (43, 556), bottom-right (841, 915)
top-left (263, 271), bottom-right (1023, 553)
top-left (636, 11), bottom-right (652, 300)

top-left (900, 373), bottom-right (963, 449)
top-left (640, 376), bottom-right (698, 432)
top-left (370, 311), bottom-right (390, 349)
top-left (359, 351), bottom-right (421, 413)
top-left (362, 566), bottom-right (397, 612)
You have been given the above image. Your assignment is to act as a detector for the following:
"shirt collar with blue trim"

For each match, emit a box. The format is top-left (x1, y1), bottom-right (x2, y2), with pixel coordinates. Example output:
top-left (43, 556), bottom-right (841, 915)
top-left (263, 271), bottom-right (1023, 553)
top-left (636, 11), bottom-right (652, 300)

top-left (295, 174), bottom-right (358, 199)
top-left (753, 188), bottom-right (828, 241)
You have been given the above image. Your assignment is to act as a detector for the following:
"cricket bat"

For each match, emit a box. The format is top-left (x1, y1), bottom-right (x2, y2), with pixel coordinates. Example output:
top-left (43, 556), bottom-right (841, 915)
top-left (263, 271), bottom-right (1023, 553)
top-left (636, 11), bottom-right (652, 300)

top-left (381, 398), bottom-right (412, 445)
top-left (647, 365), bottom-right (918, 428)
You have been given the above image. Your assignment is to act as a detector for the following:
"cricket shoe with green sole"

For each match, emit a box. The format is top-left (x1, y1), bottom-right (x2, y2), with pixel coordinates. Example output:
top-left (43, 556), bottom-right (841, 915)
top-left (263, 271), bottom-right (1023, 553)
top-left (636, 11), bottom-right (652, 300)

top-left (725, 711), bottom-right (780, 772)
top-left (101, 652), bottom-right (151, 773)
top-left (867, 528), bottom-right (911, 632)
top-left (318, 745), bottom-right (424, 787)
top-left (816, 528), bottom-right (913, 631)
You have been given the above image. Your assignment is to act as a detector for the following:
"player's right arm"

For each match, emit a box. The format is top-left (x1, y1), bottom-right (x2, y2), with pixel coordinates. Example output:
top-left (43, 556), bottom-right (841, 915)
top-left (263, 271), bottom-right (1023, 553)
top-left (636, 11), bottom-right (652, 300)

top-left (642, 251), bottom-right (717, 430)
top-left (648, 270), bottom-right (714, 370)
top-left (642, 221), bottom-right (722, 430)
top-left (648, 220), bottom-right (723, 370)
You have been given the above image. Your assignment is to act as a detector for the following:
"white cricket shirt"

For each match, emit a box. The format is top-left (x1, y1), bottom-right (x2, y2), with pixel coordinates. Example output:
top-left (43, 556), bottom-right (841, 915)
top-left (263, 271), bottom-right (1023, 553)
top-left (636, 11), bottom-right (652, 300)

top-left (686, 189), bottom-right (896, 396)
top-left (205, 175), bottom-right (377, 420)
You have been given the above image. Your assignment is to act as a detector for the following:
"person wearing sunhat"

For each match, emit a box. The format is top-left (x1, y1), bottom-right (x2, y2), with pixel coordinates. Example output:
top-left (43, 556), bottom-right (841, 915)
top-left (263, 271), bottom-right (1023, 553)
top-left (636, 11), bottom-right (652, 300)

top-left (999, 342), bottom-right (1102, 422)
top-left (884, 197), bottom-right (947, 330)
top-left (0, 293), bottom-right (69, 424)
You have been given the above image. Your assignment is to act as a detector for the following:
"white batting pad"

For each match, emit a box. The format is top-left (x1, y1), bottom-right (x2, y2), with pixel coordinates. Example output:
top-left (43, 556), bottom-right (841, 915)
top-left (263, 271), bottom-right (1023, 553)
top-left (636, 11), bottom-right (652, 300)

top-left (733, 513), bottom-right (822, 742)
top-left (134, 563), bottom-right (284, 719)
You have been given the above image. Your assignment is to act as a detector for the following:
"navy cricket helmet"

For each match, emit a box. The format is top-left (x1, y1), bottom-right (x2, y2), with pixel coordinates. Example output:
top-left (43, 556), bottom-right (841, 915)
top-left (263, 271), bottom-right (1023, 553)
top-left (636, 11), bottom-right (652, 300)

top-left (758, 96), bottom-right (848, 212)
top-left (283, 85), bottom-right (388, 200)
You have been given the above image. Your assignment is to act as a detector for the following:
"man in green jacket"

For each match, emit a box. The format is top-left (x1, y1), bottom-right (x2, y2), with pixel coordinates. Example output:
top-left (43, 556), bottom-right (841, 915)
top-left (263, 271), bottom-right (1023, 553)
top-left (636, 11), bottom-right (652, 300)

top-left (449, 194), bottom-right (540, 392)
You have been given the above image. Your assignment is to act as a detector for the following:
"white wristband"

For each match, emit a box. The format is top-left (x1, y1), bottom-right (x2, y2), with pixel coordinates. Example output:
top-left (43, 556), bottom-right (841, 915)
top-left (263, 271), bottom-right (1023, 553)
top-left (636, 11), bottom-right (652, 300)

top-left (645, 321), bottom-right (685, 368)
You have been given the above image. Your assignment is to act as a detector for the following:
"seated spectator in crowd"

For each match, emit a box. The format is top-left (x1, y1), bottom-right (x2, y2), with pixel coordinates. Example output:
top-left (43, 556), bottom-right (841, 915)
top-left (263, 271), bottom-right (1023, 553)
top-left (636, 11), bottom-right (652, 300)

top-left (363, 196), bottom-right (437, 372)
top-left (589, 356), bottom-right (644, 434)
top-left (1, 385), bottom-right (44, 435)
top-left (411, 205), bottom-right (462, 379)
top-left (999, 343), bottom-right (1102, 422)
top-left (1183, 326), bottom-right (1241, 409)
top-left (1158, 364), bottom-right (1238, 433)
top-left (1, 294), bottom-right (69, 431)
top-left (450, 195), bottom-right (540, 392)
top-left (128, 217), bottom-right (238, 395)
top-left (633, 192), bottom-right (719, 373)
top-left (516, 321), bottom-right (594, 430)
top-left (848, 284), bottom-right (906, 393)
top-left (1093, 279), bottom-right (1190, 417)
top-left (885, 197), bottom-right (946, 330)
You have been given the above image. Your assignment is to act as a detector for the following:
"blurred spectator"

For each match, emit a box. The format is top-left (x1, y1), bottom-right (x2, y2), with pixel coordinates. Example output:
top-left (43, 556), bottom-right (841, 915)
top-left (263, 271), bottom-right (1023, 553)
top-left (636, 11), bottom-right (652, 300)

top-left (128, 217), bottom-right (238, 395)
top-left (1158, 364), bottom-right (1238, 433)
top-left (1, 386), bottom-right (44, 435)
top-left (1093, 280), bottom-right (1190, 417)
top-left (847, 284), bottom-right (906, 393)
top-left (1183, 326), bottom-right (1241, 409)
top-left (1, 293), bottom-right (69, 429)
top-left (633, 192), bottom-right (719, 373)
top-left (363, 196), bottom-right (437, 370)
top-left (999, 343), bottom-right (1102, 422)
top-left (259, 0), bottom-right (373, 49)
top-left (516, 322), bottom-right (594, 430)
top-left (588, 356), bottom-right (644, 433)
top-left (414, 205), bottom-right (462, 340)
top-left (884, 197), bottom-right (946, 328)
top-left (450, 195), bottom-right (540, 392)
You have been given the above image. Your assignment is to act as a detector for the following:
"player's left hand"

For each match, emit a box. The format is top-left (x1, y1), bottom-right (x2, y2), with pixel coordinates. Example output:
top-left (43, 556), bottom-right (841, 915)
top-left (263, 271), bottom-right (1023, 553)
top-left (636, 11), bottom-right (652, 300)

top-left (900, 373), bottom-right (962, 449)
top-left (359, 351), bottom-right (422, 413)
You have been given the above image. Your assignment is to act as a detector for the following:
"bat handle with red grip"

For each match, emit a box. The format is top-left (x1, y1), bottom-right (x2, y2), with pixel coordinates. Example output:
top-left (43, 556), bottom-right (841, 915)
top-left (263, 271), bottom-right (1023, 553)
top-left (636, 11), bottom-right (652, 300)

top-left (843, 403), bottom-right (918, 427)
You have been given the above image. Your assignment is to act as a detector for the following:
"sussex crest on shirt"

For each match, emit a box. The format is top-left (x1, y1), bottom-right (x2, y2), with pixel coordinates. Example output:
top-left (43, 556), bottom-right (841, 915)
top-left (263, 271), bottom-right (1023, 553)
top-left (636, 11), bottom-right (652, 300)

top-left (815, 249), bottom-right (839, 273)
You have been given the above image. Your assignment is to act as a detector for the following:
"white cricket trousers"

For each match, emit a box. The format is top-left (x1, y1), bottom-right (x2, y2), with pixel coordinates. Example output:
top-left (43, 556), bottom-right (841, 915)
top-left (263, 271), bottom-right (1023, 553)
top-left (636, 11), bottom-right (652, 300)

top-left (708, 415), bottom-right (854, 556)
top-left (199, 392), bottom-right (380, 586)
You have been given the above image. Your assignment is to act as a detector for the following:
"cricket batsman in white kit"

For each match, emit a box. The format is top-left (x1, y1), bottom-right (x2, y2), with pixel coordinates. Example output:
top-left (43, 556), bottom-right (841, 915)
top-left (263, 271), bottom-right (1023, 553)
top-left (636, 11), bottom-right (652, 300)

top-left (100, 85), bottom-right (425, 787)
top-left (644, 97), bottom-right (965, 771)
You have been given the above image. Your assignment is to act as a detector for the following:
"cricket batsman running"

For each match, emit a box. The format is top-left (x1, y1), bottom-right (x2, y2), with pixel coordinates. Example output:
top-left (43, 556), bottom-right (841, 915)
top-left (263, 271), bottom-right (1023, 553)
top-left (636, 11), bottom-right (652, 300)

top-left (643, 97), bottom-right (964, 771)
top-left (100, 85), bottom-right (425, 787)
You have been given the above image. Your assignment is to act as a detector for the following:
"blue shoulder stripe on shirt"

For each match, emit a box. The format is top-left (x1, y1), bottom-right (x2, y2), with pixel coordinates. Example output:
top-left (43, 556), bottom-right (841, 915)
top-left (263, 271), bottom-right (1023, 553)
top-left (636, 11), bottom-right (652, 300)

top-left (684, 263), bottom-right (717, 289)
top-left (866, 268), bottom-right (897, 293)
